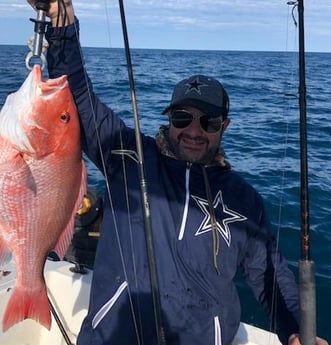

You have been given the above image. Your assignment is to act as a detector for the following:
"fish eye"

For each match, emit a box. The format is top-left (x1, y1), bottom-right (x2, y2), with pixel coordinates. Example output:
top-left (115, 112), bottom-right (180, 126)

top-left (60, 112), bottom-right (71, 123)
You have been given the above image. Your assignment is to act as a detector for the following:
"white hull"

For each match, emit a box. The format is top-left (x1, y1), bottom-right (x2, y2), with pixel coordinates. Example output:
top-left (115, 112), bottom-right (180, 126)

top-left (0, 259), bottom-right (281, 345)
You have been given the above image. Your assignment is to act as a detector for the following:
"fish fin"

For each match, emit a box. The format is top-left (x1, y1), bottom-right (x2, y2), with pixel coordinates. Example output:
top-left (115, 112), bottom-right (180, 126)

top-left (53, 161), bottom-right (88, 259)
top-left (2, 285), bottom-right (51, 332)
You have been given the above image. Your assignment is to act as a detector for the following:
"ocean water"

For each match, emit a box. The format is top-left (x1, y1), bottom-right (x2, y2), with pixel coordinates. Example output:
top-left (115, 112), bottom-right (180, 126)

top-left (0, 44), bottom-right (330, 341)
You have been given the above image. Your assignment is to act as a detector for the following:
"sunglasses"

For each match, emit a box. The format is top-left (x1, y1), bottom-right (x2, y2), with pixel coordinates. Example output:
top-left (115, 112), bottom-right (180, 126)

top-left (170, 110), bottom-right (224, 133)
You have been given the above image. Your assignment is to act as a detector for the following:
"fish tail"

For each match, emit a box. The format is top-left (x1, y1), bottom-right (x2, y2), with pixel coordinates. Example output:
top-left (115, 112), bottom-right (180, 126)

top-left (2, 285), bottom-right (51, 332)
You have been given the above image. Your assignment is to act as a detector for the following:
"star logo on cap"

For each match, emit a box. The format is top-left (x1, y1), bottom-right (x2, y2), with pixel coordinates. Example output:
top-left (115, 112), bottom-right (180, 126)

top-left (192, 190), bottom-right (247, 247)
top-left (185, 77), bottom-right (208, 96)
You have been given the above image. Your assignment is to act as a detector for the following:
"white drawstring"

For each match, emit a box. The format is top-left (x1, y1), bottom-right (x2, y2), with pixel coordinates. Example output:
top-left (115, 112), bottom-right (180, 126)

top-left (178, 164), bottom-right (191, 240)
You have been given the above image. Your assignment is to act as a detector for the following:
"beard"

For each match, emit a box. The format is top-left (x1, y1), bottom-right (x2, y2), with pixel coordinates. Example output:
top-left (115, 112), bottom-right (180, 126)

top-left (169, 132), bottom-right (218, 165)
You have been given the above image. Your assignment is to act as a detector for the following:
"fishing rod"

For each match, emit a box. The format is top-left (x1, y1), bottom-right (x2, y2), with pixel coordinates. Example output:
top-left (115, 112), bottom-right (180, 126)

top-left (293, 1), bottom-right (316, 344)
top-left (117, 1), bottom-right (167, 344)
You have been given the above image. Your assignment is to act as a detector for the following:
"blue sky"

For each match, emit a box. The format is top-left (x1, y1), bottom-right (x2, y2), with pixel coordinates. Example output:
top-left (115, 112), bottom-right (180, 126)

top-left (0, 1), bottom-right (330, 52)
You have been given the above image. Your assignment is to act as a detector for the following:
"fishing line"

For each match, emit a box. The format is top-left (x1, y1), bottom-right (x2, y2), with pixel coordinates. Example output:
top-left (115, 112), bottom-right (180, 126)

top-left (64, 0), bottom-right (164, 343)
top-left (269, 2), bottom-right (316, 343)
top-left (267, 3), bottom-right (299, 334)
top-left (67, 12), bottom-right (144, 345)
top-left (258, 1), bottom-right (304, 337)
top-left (117, 1), bottom-right (167, 344)
top-left (296, 1), bottom-right (317, 343)
top-left (285, 3), bottom-right (317, 343)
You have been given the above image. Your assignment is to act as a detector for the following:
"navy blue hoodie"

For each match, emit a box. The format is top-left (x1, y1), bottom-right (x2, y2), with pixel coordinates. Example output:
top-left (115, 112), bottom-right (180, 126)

top-left (45, 19), bottom-right (299, 345)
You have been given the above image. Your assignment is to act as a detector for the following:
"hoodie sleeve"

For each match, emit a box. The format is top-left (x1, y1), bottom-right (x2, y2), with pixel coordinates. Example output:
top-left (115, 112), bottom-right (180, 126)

top-left (241, 200), bottom-right (300, 345)
top-left (45, 18), bottom-right (132, 171)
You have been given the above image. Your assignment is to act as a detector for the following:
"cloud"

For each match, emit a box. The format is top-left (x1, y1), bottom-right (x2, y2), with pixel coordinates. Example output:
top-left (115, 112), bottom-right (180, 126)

top-left (0, 2), bottom-right (30, 15)
top-left (0, 0), bottom-right (330, 51)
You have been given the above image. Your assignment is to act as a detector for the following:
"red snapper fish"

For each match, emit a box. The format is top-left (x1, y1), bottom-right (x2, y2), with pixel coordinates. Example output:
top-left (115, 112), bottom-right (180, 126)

top-left (0, 64), bottom-right (87, 332)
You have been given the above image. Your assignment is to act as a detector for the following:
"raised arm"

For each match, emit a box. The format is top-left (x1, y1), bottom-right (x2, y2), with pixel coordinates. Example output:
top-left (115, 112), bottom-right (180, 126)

top-left (27, 0), bottom-right (132, 171)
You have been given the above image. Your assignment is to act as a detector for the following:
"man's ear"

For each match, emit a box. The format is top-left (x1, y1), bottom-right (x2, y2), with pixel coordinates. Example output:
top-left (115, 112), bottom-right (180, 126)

top-left (222, 118), bottom-right (231, 133)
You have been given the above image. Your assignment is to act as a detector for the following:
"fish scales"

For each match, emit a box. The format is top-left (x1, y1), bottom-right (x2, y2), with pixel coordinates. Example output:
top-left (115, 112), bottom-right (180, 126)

top-left (0, 64), bottom-right (87, 332)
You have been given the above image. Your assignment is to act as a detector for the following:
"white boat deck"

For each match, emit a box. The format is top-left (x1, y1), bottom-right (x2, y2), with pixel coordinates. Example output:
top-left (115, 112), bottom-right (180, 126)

top-left (0, 260), bottom-right (281, 345)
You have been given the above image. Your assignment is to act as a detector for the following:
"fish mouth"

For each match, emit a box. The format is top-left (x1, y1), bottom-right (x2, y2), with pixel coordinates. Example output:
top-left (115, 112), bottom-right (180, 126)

top-left (33, 64), bottom-right (43, 83)
top-left (0, 64), bottom-right (69, 154)
top-left (32, 64), bottom-right (68, 94)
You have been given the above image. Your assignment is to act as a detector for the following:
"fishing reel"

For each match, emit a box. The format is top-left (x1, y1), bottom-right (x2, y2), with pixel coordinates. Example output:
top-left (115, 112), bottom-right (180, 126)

top-left (25, 0), bottom-right (51, 70)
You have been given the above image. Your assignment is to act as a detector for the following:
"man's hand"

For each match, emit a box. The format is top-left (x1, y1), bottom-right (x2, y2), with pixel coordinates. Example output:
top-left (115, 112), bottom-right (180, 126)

top-left (288, 334), bottom-right (329, 345)
top-left (27, 0), bottom-right (75, 26)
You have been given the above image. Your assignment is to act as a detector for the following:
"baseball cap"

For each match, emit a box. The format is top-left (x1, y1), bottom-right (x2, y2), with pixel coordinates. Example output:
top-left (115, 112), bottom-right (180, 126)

top-left (162, 75), bottom-right (229, 119)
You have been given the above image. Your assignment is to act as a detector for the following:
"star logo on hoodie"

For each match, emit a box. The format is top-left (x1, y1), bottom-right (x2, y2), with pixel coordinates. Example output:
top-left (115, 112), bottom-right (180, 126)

top-left (185, 77), bottom-right (208, 95)
top-left (192, 190), bottom-right (247, 247)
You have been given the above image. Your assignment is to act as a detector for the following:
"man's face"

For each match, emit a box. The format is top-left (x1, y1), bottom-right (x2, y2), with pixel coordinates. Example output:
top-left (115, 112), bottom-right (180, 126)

top-left (167, 105), bottom-right (229, 164)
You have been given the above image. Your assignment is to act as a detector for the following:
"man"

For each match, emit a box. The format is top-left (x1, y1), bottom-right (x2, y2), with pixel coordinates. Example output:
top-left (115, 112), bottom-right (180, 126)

top-left (27, 1), bottom-right (328, 345)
